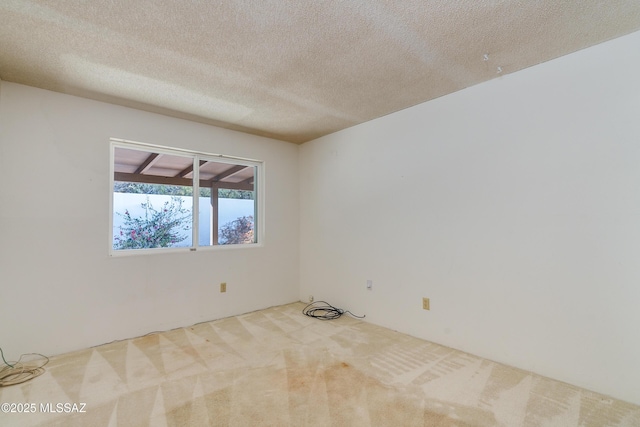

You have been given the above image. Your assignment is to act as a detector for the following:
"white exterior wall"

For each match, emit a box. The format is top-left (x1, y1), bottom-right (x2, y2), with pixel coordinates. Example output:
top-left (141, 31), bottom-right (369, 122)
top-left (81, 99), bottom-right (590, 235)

top-left (300, 30), bottom-right (640, 405)
top-left (0, 82), bottom-right (299, 357)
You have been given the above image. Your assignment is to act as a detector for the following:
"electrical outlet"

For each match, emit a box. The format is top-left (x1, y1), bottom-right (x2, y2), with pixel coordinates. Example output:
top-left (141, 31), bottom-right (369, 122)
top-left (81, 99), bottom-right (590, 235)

top-left (366, 279), bottom-right (373, 290)
top-left (308, 295), bottom-right (314, 303)
top-left (422, 297), bottom-right (430, 310)
top-left (220, 282), bottom-right (227, 293)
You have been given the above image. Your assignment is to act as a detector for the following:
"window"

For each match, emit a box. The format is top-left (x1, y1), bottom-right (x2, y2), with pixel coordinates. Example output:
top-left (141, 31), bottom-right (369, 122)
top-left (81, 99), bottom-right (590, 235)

top-left (110, 139), bottom-right (262, 254)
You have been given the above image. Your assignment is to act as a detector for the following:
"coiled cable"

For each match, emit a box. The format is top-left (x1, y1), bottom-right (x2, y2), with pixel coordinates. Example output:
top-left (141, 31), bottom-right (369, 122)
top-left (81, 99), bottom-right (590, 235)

top-left (0, 347), bottom-right (49, 387)
top-left (302, 301), bottom-right (365, 320)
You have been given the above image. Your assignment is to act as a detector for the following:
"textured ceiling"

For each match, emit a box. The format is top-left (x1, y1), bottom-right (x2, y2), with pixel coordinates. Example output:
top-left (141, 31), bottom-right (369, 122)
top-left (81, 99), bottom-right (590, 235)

top-left (1, 1), bottom-right (640, 144)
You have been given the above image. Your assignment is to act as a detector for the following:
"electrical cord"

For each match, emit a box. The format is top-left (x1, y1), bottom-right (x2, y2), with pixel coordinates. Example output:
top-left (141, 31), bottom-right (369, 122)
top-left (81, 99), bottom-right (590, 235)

top-left (302, 301), bottom-right (365, 320)
top-left (0, 347), bottom-right (49, 387)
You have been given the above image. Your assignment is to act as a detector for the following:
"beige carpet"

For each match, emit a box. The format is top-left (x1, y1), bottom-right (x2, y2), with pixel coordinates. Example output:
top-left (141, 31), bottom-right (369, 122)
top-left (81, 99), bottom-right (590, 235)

top-left (1, 302), bottom-right (639, 426)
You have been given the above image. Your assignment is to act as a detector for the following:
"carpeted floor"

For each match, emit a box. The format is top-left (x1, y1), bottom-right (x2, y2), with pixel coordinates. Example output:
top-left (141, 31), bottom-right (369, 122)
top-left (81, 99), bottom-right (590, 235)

top-left (1, 302), bottom-right (639, 426)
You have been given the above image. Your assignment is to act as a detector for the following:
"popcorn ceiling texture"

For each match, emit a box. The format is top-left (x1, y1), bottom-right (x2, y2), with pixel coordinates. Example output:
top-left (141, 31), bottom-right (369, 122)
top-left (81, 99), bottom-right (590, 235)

top-left (1, 1), bottom-right (639, 143)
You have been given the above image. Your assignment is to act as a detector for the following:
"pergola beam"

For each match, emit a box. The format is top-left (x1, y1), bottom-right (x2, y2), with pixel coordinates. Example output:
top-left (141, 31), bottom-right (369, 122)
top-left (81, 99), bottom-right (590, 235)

top-left (134, 153), bottom-right (161, 174)
top-left (208, 165), bottom-right (247, 183)
top-left (176, 160), bottom-right (207, 178)
top-left (239, 176), bottom-right (254, 185)
top-left (114, 172), bottom-right (254, 191)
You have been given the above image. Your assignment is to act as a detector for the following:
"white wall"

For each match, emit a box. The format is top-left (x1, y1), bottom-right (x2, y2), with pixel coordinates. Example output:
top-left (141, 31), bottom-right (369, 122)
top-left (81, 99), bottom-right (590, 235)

top-left (300, 30), bottom-right (640, 405)
top-left (2, 30), bottom-right (640, 407)
top-left (0, 82), bottom-right (299, 357)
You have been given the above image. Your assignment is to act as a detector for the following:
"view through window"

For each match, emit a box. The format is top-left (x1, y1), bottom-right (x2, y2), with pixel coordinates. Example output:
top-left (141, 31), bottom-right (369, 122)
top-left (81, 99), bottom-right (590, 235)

top-left (110, 140), bottom-right (260, 254)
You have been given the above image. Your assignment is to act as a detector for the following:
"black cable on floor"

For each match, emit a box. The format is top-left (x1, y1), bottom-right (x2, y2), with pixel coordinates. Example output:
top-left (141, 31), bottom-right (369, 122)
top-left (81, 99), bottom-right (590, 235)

top-left (302, 301), bottom-right (365, 320)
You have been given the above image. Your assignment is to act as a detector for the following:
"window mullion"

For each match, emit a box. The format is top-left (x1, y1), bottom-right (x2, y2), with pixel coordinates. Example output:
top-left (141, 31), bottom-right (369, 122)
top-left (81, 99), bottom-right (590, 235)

top-left (192, 155), bottom-right (200, 248)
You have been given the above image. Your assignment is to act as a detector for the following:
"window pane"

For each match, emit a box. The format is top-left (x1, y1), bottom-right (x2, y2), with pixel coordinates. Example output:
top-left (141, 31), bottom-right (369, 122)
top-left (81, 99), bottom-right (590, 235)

top-left (110, 141), bottom-right (260, 254)
top-left (198, 160), bottom-right (256, 246)
top-left (112, 147), bottom-right (194, 250)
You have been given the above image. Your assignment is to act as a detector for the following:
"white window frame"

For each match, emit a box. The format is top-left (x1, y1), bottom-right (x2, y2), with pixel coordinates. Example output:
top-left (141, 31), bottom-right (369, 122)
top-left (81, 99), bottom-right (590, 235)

top-left (109, 138), bottom-right (264, 256)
